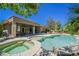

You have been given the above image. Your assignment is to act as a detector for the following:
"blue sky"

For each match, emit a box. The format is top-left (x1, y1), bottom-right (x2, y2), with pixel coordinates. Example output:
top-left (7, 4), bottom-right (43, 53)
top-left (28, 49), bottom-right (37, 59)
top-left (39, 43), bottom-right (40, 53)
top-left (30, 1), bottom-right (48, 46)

top-left (0, 3), bottom-right (74, 26)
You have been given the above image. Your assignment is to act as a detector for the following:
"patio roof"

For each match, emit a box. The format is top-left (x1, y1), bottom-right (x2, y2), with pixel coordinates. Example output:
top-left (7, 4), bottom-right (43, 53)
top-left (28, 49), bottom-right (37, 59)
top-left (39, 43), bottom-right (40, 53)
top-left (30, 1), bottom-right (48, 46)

top-left (4, 16), bottom-right (43, 27)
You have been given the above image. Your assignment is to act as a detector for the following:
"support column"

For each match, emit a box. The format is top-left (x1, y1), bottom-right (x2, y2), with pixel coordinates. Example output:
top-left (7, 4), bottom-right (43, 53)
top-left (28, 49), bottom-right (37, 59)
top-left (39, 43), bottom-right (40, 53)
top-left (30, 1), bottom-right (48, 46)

top-left (40, 27), bottom-right (42, 33)
top-left (11, 19), bottom-right (16, 37)
top-left (32, 26), bottom-right (35, 34)
top-left (17, 25), bottom-right (20, 32)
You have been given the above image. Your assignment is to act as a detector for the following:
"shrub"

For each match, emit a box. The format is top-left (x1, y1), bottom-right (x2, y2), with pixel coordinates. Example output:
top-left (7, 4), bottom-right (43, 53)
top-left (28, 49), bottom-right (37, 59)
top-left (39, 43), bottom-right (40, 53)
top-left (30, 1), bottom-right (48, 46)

top-left (0, 23), bottom-right (3, 37)
top-left (0, 29), bottom-right (3, 37)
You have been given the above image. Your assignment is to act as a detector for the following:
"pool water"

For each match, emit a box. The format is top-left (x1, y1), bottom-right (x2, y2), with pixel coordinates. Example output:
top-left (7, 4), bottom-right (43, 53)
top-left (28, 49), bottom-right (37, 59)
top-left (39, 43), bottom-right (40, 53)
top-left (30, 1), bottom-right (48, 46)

top-left (2, 41), bottom-right (33, 55)
top-left (8, 43), bottom-right (33, 54)
top-left (41, 35), bottom-right (79, 50)
top-left (8, 46), bottom-right (28, 54)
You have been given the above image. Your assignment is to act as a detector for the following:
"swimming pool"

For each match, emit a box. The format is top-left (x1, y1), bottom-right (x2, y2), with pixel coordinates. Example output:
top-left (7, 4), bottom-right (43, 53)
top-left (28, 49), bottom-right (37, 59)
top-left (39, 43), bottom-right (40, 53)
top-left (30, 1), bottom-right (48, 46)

top-left (40, 35), bottom-right (79, 50)
top-left (2, 41), bottom-right (33, 55)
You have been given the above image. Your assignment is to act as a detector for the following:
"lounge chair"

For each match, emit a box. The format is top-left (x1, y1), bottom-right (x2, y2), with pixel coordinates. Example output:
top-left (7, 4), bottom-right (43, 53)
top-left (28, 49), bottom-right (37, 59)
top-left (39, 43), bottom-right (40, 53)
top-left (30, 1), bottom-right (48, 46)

top-left (0, 35), bottom-right (15, 42)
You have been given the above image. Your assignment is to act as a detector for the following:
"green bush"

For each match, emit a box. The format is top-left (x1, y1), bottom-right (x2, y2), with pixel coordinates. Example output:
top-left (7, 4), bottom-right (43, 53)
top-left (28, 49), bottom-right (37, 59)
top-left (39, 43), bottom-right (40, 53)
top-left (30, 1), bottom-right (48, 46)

top-left (0, 29), bottom-right (3, 37)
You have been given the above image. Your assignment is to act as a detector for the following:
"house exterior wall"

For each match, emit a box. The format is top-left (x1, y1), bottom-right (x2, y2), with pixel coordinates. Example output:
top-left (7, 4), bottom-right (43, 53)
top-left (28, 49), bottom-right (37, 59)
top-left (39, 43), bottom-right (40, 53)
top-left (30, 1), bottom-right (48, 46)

top-left (16, 23), bottom-right (34, 36)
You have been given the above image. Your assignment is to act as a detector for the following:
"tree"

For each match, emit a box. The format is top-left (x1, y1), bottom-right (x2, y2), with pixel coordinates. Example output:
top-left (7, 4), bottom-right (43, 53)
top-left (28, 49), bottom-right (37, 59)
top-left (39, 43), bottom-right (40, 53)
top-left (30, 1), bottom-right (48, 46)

top-left (46, 16), bottom-right (61, 32)
top-left (47, 17), bottom-right (55, 31)
top-left (0, 3), bottom-right (40, 37)
top-left (0, 3), bottom-right (40, 17)
top-left (63, 5), bottom-right (79, 34)
top-left (54, 21), bottom-right (61, 32)
top-left (64, 17), bottom-right (79, 34)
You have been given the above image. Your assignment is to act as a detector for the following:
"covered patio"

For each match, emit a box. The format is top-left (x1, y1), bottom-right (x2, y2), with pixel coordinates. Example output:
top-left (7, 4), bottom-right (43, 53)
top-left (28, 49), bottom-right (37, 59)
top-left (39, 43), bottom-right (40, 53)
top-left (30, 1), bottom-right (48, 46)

top-left (3, 16), bottom-right (45, 37)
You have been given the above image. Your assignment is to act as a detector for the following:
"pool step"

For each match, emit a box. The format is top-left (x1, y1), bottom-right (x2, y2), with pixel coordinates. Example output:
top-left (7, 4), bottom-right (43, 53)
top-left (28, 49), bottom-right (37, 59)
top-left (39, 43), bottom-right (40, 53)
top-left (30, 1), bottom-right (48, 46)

top-left (2, 41), bottom-right (24, 52)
